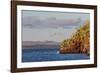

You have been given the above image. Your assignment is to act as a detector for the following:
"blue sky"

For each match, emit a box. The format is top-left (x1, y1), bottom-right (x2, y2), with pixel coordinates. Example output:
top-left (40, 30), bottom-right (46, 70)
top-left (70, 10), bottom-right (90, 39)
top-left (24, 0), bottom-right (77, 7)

top-left (22, 10), bottom-right (90, 42)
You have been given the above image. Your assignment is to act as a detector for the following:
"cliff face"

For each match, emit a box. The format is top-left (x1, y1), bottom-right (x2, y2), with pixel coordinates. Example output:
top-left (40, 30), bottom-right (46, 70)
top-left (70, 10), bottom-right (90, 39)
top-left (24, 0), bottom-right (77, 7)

top-left (60, 21), bottom-right (90, 55)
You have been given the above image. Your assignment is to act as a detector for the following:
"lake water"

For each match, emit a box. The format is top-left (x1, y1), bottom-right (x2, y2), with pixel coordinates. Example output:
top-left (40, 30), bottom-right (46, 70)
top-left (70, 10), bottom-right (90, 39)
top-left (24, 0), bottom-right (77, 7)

top-left (22, 48), bottom-right (90, 62)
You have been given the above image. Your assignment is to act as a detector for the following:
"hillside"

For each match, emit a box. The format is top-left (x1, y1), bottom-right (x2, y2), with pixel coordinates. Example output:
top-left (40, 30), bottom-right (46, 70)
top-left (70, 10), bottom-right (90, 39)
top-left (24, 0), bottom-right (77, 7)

top-left (60, 21), bottom-right (90, 55)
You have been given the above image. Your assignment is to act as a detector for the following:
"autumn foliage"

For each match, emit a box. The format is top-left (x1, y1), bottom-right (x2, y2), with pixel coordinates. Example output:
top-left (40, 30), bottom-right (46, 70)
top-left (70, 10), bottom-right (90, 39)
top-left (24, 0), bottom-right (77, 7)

top-left (60, 21), bottom-right (90, 55)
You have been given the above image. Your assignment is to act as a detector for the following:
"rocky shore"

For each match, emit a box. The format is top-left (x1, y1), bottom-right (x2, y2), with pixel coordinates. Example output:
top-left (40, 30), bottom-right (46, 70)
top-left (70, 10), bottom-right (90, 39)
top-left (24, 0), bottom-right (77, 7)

top-left (60, 21), bottom-right (90, 55)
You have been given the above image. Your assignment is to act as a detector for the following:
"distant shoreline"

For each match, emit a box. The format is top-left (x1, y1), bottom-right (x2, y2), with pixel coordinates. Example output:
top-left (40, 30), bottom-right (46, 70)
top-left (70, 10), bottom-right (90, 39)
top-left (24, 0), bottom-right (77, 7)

top-left (22, 44), bottom-right (60, 49)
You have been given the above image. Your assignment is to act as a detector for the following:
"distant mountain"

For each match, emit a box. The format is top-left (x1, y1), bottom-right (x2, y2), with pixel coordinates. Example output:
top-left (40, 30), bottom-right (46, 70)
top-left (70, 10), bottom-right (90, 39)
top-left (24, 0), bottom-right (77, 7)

top-left (22, 41), bottom-right (60, 46)
top-left (22, 41), bottom-right (60, 49)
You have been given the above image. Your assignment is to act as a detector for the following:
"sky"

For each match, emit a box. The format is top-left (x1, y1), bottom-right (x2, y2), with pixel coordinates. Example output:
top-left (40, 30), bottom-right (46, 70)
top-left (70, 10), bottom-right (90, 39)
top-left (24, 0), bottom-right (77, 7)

top-left (22, 10), bottom-right (90, 42)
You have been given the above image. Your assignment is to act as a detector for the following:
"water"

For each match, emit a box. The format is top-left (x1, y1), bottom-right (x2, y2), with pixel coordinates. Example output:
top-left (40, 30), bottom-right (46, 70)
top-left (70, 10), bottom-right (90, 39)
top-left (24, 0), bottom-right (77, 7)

top-left (22, 48), bottom-right (90, 62)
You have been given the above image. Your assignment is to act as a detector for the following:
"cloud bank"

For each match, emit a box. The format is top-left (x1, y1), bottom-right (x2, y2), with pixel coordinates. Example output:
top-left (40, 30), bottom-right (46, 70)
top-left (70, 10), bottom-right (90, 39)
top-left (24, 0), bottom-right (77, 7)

top-left (22, 10), bottom-right (89, 29)
top-left (22, 16), bottom-right (84, 29)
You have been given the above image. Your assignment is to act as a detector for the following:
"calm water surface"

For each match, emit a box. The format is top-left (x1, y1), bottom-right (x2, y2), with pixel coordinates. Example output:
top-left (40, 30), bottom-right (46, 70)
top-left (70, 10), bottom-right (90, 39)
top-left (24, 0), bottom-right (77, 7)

top-left (22, 48), bottom-right (90, 62)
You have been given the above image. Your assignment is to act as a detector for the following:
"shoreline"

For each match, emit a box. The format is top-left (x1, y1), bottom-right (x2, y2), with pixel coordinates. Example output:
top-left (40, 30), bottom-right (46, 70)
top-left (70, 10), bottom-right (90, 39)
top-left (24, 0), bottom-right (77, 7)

top-left (22, 46), bottom-right (89, 55)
